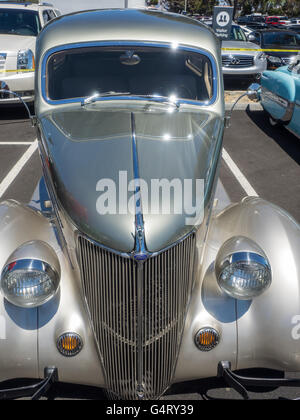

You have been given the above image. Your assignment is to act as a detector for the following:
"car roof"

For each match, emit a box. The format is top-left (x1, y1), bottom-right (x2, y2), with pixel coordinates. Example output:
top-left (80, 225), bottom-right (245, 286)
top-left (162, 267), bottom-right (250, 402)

top-left (36, 9), bottom-right (220, 58)
top-left (254, 28), bottom-right (296, 33)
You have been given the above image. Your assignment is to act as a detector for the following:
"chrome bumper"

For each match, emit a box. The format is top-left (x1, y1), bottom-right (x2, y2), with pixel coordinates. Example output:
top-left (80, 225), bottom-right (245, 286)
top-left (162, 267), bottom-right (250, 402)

top-left (217, 361), bottom-right (300, 400)
top-left (0, 72), bottom-right (34, 104)
top-left (0, 368), bottom-right (58, 400)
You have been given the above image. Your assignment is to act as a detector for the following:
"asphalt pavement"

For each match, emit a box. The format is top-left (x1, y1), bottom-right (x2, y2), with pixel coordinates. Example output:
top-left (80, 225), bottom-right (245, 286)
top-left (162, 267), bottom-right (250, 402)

top-left (0, 100), bottom-right (300, 400)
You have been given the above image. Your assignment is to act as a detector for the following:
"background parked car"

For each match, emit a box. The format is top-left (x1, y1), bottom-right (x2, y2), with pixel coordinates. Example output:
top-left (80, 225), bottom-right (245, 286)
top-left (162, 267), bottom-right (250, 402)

top-left (266, 16), bottom-right (286, 26)
top-left (248, 29), bottom-right (300, 69)
top-left (0, 1), bottom-right (60, 105)
top-left (238, 14), bottom-right (265, 25)
top-left (237, 15), bottom-right (268, 31)
top-left (286, 24), bottom-right (300, 34)
top-left (259, 55), bottom-right (300, 138)
top-left (205, 22), bottom-right (267, 81)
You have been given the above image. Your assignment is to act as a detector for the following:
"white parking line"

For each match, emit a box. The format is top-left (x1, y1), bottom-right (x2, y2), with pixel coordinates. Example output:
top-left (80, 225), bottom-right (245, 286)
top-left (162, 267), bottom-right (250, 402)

top-left (0, 142), bottom-right (35, 145)
top-left (222, 148), bottom-right (259, 197)
top-left (0, 141), bottom-right (257, 202)
top-left (0, 140), bottom-right (38, 198)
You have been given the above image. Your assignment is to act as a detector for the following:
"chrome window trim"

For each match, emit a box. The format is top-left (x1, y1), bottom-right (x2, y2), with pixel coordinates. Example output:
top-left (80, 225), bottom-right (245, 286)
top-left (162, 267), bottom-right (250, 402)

top-left (41, 41), bottom-right (218, 107)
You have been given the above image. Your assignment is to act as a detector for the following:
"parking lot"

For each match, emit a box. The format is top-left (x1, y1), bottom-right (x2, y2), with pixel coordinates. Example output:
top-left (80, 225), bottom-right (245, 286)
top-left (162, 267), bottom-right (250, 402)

top-left (0, 91), bottom-right (300, 400)
top-left (1, 97), bottom-right (299, 224)
top-left (0, 0), bottom-right (300, 401)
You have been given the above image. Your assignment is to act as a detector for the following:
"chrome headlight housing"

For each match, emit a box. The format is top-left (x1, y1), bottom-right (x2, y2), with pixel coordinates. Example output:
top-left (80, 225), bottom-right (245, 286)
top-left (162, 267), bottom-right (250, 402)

top-left (267, 55), bottom-right (282, 65)
top-left (0, 241), bottom-right (60, 308)
top-left (257, 52), bottom-right (266, 61)
top-left (17, 49), bottom-right (35, 72)
top-left (215, 236), bottom-right (272, 300)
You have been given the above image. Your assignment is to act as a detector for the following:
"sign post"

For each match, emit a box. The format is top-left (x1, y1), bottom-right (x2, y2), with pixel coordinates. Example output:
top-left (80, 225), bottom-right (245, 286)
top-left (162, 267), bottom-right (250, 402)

top-left (212, 6), bottom-right (234, 41)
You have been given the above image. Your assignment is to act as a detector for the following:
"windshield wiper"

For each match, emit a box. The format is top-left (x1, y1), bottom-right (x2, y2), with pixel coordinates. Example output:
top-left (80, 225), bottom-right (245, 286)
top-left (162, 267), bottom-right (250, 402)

top-left (81, 92), bottom-right (180, 109)
top-left (81, 91), bottom-right (131, 106)
top-left (130, 94), bottom-right (181, 110)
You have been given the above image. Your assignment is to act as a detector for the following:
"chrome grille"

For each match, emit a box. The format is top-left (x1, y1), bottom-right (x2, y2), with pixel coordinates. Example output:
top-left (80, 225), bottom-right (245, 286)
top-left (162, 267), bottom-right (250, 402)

top-left (0, 53), bottom-right (6, 71)
top-left (77, 234), bottom-right (195, 399)
top-left (222, 54), bottom-right (254, 68)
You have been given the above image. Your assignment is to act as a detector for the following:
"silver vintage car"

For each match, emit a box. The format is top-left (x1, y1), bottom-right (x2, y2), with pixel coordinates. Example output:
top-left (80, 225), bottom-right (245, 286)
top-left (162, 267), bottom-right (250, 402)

top-left (1, 9), bottom-right (300, 400)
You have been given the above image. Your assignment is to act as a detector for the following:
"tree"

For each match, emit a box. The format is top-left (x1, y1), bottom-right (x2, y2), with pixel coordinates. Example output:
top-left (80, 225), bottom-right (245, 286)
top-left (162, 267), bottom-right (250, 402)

top-left (167, 0), bottom-right (218, 15)
top-left (167, 0), bottom-right (300, 17)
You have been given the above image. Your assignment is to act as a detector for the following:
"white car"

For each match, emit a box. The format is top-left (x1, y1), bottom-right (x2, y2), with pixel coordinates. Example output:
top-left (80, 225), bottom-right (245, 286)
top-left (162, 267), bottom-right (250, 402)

top-left (0, 1), bottom-right (60, 105)
top-left (291, 18), bottom-right (300, 25)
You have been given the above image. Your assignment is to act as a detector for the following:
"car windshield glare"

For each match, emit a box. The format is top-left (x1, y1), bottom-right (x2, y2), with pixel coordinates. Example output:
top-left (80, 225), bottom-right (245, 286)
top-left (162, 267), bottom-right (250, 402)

top-left (46, 45), bottom-right (216, 104)
top-left (263, 32), bottom-right (300, 47)
top-left (0, 8), bottom-right (41, 36)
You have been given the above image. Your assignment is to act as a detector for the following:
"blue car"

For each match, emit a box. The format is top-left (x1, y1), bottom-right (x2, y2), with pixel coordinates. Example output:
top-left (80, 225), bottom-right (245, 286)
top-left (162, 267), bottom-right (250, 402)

top-left (259, 57), bottom-right (300, 139)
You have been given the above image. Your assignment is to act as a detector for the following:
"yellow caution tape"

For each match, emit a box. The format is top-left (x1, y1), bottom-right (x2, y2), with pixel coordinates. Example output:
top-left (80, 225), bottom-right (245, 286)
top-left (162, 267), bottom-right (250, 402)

top-left (0, 69), bottom-right (34, 74)
top-left (221, 47), bottom-right (300, 53)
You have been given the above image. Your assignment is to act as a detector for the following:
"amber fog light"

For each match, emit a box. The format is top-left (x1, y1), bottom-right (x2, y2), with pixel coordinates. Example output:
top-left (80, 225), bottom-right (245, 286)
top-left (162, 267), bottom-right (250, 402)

top-left (57, 333), bottom-right (83, 357)
top-left (194, 327), bottom-right (220, 351)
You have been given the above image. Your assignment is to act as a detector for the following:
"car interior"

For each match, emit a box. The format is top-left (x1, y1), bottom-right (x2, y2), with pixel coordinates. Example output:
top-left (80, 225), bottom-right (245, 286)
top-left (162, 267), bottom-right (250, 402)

top-left (47, 46), bottom-right (214, 103)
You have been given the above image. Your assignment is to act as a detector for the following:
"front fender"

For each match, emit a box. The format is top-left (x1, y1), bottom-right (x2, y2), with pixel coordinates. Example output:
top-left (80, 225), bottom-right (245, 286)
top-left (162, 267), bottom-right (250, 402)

top-left (0, 200), bottom-right (59, 381)
top-left (209, 197), bottom-right (300, 371)
top-left (175, 197), bottom-right (300, 382)
top-left (0, 200), bottom-right (104, 387)
top-left (260, 70), bottom-right (295, 123)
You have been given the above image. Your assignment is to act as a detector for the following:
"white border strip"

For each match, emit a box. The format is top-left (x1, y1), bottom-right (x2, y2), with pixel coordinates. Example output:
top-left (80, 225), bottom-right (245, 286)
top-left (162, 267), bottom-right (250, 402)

top-left (0, 140), bottom-right (38, 198)
top-left (0, 142), bottom-right (35, 145)
top-left (222, 148), bottom-right (258, 197)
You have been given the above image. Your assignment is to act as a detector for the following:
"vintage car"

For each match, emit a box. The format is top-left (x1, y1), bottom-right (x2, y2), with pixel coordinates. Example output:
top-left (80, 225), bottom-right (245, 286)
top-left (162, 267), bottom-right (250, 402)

top-left (256, 56), bottom-right (300, 139)
top-left (0, 8), bottom-right (300, 401)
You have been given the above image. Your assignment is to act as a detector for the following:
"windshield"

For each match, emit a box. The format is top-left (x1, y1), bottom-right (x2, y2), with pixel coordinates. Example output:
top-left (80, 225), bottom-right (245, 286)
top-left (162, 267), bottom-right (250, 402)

top-left (263, 32), bottom-right (300, 47)
top-left (229, 26), bottom-right (247, 42)
top-left (46, 45), bottom-right (215, 103)
top-left (0, 8), bottom-right (41, 36)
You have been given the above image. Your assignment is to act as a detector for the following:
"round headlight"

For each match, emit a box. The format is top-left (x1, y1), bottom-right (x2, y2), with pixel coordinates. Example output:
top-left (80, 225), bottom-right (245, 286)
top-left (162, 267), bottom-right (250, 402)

top-left (215, 237), bottom-right (272, 300)
top-left (0, 241), bottom-right (60, 308)
top-left (267, 55), bottom-right (282, 64)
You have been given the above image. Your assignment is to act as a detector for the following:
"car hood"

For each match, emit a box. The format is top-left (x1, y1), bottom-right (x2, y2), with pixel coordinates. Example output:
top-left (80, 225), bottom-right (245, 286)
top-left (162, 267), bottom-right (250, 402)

top-left (40, 105), bottom-right (223, 253)
top-left (0, 34), bottom-right (36, 54)
top-left (222, 40), bottom-right (260, 55)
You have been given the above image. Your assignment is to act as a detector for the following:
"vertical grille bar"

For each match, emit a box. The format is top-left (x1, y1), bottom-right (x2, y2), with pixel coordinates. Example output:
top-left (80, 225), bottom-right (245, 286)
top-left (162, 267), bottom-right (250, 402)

top-left (77, 233), bottom-right (195, 399)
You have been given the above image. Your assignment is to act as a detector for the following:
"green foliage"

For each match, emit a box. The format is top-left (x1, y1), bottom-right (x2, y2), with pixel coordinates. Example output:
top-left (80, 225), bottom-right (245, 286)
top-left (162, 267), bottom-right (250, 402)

top-left (167, 0), bottom-right (300, 17)
top-left (167, 0), bottom-right (218, 15)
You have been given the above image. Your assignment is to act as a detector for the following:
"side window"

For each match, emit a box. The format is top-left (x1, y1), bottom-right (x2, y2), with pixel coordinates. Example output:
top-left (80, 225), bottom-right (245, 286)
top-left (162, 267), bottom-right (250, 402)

top-left (43, 10), bottom-right (55, 24)
top-left (48, 10), bottom-right (56, 20)
top-left (42, 10), bottom-right (51, 24)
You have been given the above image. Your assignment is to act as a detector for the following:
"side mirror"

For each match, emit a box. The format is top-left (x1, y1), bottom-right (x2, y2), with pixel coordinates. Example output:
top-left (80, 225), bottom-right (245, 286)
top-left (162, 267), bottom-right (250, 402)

top-left (247, 34), bottom-right (256, 42)
top-left (0, 81), bottom-right (36, 126)
top-left (247, 83), bottom-right (260, 101)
